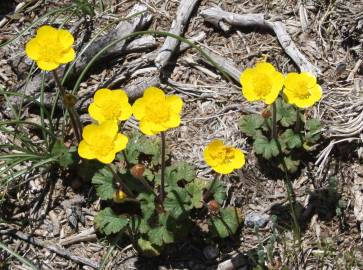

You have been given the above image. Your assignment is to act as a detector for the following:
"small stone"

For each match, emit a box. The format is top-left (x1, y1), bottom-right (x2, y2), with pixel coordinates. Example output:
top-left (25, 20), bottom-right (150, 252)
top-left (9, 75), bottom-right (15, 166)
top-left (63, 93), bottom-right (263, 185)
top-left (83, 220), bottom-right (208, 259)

top-left (244, 212), bottom-right (270, 228)
top-left (203, 245), bottom-right (219, 260)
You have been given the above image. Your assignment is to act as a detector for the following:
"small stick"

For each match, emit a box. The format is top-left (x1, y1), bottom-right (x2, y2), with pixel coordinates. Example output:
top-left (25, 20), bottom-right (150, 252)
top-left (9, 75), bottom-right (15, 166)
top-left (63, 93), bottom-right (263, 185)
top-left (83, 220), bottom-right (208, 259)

top-left (1, 229), bottom-right (99, 269)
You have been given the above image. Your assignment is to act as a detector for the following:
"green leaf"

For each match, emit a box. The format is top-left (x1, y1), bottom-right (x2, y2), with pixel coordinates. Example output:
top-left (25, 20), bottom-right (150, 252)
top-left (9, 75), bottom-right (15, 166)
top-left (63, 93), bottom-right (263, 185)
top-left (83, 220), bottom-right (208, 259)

top-left (186, 179), bottom-right (208, 208)
top-left (305, 119), bottom-right (322, 144)
top-left (164, 187), bottom-right (192, 219)
top-left (279, 156), bottom-right (300, 173)
top-left (92, 167), bottom-right (115, 200)
top-left (305, 119), bottom-right (321, 132)
top-left (276, 98), bottom-right (297, 127)
top-left (209, 179), bottom-right (226, 204)
top-left (130, 216), bottom-right (151, 234)
top-left (95, 207), bottom-right (128, 235)
top-left (51, 140), bottom-right (75, 168)
top-left (209, 207), bottom-right (243, 238)
top-left (279, 129), bottom-right (302, 150)
top-left (148, 226), bottom-right (174, 246)
top-left (137, 193), bottom-right (156, 220)
top-left (253, 136), bottom-right (279, 159)
top-left (124, 132), bottom-right (161, 165)
top-left (239, 115), bottom-right (264, 137)
top-left (164, 162), bottom-right (195, 188)
top-left (137, 238), bottom-right (160, 257)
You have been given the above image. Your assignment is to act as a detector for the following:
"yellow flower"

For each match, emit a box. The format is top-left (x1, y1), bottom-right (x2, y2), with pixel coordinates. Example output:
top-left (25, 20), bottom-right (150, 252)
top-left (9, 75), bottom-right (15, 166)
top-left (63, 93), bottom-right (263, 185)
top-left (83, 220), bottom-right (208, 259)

top-left (88, 88), bottom-right (132, 123)
top-left (283, 72), bottom-right (322, 108)
top-left (203, 140), bottom-right (245, 174)
top-left (240, 62), bottom-right (284, 104)
top-left (78, 120), bottom-right (128, 164)
top-left (25, 25), bottom-right (75, 71)
top-left (132, 87), bottom-right (183, 135)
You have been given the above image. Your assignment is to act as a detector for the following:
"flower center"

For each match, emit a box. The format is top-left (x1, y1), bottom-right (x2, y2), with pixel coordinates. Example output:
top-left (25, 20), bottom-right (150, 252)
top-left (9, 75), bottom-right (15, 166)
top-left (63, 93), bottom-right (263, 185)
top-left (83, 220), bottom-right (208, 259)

top-left (145, 100), bottom-right (170, 123)
top-left (222, 148), bottom-right (235, 164)
top-left (293, 80), bottom-right (311, 99)
top-left (91, 133), bottom-right (114, 156)
top-left (253, 74), bottom-right (272, 97)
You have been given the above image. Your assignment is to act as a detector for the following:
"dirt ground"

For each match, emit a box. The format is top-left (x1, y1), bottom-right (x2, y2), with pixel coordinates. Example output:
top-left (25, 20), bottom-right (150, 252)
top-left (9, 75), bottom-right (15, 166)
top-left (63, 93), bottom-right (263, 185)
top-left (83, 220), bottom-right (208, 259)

top-left (0, 0), bottom-right (363, 269)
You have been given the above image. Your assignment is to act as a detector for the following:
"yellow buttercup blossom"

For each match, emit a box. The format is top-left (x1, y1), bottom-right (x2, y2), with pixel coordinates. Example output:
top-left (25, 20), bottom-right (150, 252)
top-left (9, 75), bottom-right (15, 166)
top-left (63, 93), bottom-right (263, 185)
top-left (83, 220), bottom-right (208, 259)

top-left (240, 62), bottom-right (284, 104)
top-left (88, 88), bottom-right (132, 123)
top-left (283, 72), bottom-right (322, 108)
top-left (25, 25), bottom-right (75, 71)
top-left (204, 140), bottom-right (245, 174)
top-left (132, 87), bottom-right (183, 135)
top-left (78, 120), bottom-right (128, 164)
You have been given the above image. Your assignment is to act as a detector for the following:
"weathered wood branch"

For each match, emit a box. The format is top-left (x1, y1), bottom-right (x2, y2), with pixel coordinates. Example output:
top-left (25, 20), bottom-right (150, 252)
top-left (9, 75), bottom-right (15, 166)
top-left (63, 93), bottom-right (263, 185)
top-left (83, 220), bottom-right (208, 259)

top-left (155, 0), bottom-right (200, 69)
top-left (201, 6), bottom-right (320, 76)
top-left (1, 229), bottom-right (99, 268)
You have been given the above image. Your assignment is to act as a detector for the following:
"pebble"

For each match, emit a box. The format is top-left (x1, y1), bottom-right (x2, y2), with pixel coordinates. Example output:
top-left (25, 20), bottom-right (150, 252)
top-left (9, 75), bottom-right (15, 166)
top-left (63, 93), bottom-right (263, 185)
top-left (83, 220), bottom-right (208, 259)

top-left (203, 245), bottom-right (219, 260)
top-left (244, 212), bottom-right (270, 228)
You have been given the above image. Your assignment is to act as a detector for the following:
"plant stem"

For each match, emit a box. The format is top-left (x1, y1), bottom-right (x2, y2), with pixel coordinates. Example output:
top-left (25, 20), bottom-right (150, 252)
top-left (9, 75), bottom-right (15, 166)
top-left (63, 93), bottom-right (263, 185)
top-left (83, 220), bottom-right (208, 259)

top-left (276, 141), bottom-right (301, 242)
top-left (160, 131), bottom-right (166, 203)
top-left (136, 175), bottom-right (157, 197)
top-left (203, 173), bottom-right (219, 202)
top-left (294, 108), bottom-right (301, 133)
top-left (106, 164), bottom-right (135, 198)
top-left (271, 102), bottom-right (277, 140)
top-left (52, 70), bottom-right (82, 143)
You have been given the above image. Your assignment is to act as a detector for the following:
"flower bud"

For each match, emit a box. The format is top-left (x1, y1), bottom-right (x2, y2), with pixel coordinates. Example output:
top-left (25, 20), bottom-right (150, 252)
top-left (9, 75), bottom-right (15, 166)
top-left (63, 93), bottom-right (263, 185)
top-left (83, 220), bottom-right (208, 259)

top-left (130, 164), bottom-right (145, 178)
top-left (261, 109), bottom-right (271, 119)
top-left (208, 200), bottom-right (220, 214)
top-left (113, 190), bottom-right (127, 203)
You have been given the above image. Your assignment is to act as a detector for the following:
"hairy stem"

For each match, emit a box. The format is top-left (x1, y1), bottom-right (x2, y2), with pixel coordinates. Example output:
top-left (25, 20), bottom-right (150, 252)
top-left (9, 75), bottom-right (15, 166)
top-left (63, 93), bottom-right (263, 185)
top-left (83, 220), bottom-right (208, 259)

top-left (107, 164), bottom-right (134, 198)
top-left (294, 108), bottom-right (301, 133)
top-left (52, 70), bottom-right (82, 143)
top-left (203, 173), bottom-right (219, 202)
top-left (160, 131), bottom-right (166, 203)
top-left (271, 102), bottom-right (277, 140)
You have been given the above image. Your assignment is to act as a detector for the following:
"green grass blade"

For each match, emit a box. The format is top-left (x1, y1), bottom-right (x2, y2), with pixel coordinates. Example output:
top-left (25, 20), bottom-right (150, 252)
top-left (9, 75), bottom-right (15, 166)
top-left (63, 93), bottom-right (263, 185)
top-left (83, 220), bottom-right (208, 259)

top-left (0, 241), bottom-right (39, 270)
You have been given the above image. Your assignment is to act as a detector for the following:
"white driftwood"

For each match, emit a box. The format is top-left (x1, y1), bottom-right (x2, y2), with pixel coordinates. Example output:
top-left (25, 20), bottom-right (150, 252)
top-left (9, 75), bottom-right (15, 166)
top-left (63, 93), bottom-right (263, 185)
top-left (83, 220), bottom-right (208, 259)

top-left (200, 7), bottom-right (320, 76)
top-left (155, 0), bottom-right (200, 68)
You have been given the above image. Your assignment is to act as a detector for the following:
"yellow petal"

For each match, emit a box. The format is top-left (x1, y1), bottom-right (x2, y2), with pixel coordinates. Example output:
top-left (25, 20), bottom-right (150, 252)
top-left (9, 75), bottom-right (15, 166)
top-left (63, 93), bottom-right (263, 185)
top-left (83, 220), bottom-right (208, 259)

top-left (164, 114), bottom-right (181, 129)
top-left (213, 163), bottom-right (234, 174)
top-left (97, 152), bottom-right (116, 164)
top-left (113, 89), bottom-right (129, 103)
top-left (25, 39), bottom-right (41, 60)
top-left (99, 120), bottom-right (118, 137)
top-left (82, 124), bottom-right (99, 144)
top-left (231, 149), bottom-right (245, 169)
top-left (113, 133), bottom-right (128, 152)
top-left (36, 60), bottom-right (59, 71)
top-left (88, 103), bottom-right (105, 123)
top-left (57, 29), bottom-right (74, 48)
top-left (255, 62), bottom-right (276, 73)
top-left (132, 99), bottom-right (146, 120)
top-left (36, 25), bottom-right (58, 42)
top-left (94, 88), bottom-right (113, 107)
top-left (143, 87), bottom-right (165, 101)
top-left (166, 95), bottom-right (183, 113)
top-left (56, 48), bottom-right (75, 64)
top-left (139, 121), bottom-right (157, 135)
top-left (118, 103), bottom-right (132, 121)
top-left (78, 140), bottom-right (95, 160)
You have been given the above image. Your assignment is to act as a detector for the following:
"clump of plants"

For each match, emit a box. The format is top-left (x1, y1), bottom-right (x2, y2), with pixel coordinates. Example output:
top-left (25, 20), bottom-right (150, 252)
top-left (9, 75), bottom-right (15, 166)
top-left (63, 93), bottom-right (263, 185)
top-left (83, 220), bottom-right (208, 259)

top-left (239, 62), bottom-right (322, 173)
top-left (21, 25), bottom-right (246, 256)
top-left (3, 20), bottom-right (327, 263)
